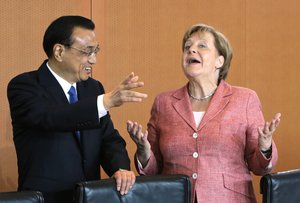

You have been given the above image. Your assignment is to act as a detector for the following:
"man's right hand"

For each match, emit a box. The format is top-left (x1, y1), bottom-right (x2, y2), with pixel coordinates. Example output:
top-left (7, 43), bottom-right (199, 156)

top-left (103, 72), bottom-right (148, 110)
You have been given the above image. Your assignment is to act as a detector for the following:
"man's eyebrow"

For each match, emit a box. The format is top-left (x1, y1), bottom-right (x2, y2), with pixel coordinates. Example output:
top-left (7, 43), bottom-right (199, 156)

top-left (85, 44), bottom-right (99, 49)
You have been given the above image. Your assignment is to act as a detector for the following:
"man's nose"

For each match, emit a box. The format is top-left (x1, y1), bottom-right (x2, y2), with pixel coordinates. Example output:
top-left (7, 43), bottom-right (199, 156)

top-left (88, 54), bottom-right (97, 64)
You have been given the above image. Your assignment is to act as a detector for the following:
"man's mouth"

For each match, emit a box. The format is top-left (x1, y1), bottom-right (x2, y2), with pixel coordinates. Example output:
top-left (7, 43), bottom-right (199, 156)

top-left (84, 66), bottom-right (92, 71)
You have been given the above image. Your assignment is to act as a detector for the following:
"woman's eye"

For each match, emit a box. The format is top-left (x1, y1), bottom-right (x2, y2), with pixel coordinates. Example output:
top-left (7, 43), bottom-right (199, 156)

top-left (184, 45), bottom-right (191, 50)
top-left (198, 44), bottom-right (207, 48)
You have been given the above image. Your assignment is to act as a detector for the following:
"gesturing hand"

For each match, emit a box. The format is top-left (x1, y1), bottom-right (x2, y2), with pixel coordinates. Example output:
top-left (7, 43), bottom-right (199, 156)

top-left (127, 120), bottom-right (151, 167)
top-left (103, 72), bottom-right (148, 110)
top-left (258, 113), bottom-right (281, 151)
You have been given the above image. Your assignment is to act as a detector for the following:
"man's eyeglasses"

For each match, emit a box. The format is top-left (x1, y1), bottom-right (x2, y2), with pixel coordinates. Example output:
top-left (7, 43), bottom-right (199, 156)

top-left (64, 44), bottom-right (100, 57)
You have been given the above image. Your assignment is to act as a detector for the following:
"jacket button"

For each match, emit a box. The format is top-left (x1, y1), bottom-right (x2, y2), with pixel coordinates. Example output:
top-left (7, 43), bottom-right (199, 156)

top-left (193, 152), bottom-right (199, 158)
top-left (192, 173), bottom-right (198, 179)
top-left (193, 133), bottom-right (198, 138)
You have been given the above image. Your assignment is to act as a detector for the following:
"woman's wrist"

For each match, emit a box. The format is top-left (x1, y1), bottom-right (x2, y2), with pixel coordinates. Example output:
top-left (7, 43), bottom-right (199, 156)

top-left (136, 148), bottom-right (150, 166)
top-left (261, 145), bottom-right (272, 159)
top-left (261, 145), bottom-right (272, 153)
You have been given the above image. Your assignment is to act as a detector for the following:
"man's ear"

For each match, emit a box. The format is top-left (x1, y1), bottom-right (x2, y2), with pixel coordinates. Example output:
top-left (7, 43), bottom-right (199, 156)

top-left (53, 44), bottom-right (64, 62)
top-left (216, 55), bottom-right (225, 69)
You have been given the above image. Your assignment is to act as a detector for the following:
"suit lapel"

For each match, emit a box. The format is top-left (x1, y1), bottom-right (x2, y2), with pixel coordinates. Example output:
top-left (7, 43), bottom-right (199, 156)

top-left (38, 61), bottom-right (69, 104)
top-left (76, 81), bottom-right (89, 100)
top-left (38, 61), bottom-right (82, 149)
top-left (172, 84), bottom-right (198, 131)
top-left (199, 80), bottom-right (232, 131)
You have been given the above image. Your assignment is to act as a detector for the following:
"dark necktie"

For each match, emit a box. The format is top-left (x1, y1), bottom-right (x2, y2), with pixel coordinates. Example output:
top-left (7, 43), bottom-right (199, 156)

top-left (68, 86), bottom-right (81, 141)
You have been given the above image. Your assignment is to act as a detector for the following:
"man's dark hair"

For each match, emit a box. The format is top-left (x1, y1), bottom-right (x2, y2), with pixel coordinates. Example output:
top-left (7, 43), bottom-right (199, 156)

top-left (43, 15), bottom-right (95, 58)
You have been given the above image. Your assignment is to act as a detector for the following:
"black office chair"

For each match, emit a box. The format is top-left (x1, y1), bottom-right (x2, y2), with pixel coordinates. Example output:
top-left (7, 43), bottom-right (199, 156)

top-left (75, 174), bottom-right (191, 203)
top-left (0, 190), bottom-right (44, 203)
top-left (260, 169), bottom-right (300, 203)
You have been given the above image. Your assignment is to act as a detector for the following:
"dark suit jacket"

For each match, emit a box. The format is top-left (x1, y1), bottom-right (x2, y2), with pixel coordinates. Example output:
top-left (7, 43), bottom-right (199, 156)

top-left (7, 60), bottom-right (131, 203)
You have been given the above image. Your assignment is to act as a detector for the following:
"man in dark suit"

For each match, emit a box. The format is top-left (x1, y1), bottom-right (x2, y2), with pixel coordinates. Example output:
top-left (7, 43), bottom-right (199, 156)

top-left (7, 15), bottom-right (147, 203)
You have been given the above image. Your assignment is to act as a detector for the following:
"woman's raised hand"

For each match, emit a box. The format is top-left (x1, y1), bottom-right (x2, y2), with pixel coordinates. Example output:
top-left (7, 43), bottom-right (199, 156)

top-left (127, 120), bottom-right (151, 166)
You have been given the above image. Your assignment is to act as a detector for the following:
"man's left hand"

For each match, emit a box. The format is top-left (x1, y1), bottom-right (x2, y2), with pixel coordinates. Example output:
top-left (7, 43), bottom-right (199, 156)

top-left (113, 169), bottom-right (136, 195)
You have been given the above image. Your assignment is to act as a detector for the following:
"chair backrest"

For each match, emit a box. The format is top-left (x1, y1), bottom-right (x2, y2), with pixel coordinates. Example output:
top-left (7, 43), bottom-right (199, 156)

top-left (0, 191), bottom-right (44, 203)
top-left (260, 169), bottom-right (300, 203)
top-left (75, 174), bottom-right (191, 203)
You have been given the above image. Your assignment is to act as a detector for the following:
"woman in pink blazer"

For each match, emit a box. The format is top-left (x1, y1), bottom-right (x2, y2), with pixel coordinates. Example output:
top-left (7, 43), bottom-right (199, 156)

top-left (127, 24), bottom-right (280, 203)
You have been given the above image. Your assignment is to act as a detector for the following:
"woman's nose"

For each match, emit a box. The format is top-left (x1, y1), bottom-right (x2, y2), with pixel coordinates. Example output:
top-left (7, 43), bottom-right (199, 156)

top-left (189, 45), bottom-right (197, 54)
top-left (189, 48), bottom-right (197, 54)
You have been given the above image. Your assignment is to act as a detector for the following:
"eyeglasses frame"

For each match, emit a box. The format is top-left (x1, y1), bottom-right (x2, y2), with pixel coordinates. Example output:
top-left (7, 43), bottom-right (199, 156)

top-left (63, 44), bottom-right (100, 57)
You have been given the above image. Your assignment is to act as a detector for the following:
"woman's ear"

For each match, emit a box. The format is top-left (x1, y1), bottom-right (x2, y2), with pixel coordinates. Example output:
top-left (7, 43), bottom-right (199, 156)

top-left (215, 55), bottom-right (225, 69)
top-left (53, 44), bottom-right (64, 62)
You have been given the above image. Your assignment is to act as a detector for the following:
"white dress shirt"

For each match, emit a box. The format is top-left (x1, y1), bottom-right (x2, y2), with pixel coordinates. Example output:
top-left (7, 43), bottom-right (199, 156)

top-left (47, 62), bottom-right (107, 118)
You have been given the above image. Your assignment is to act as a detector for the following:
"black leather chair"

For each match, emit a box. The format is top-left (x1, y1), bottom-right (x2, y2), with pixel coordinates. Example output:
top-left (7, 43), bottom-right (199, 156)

top-left (75, 174), bottom-right (191, 203)
top-left (0, 191), bottom-right (44, 203)
top-left (260, 169), bottom-right (300, 203)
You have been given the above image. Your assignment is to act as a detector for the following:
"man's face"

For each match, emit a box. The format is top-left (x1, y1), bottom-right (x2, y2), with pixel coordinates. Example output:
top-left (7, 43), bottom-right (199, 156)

top-left (60, 27), bottom-right (99, 83)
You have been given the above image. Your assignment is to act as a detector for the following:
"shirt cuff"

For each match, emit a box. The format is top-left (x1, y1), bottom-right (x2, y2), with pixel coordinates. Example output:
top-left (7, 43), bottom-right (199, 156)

top-left (97, 95), bottom-right (108, 118)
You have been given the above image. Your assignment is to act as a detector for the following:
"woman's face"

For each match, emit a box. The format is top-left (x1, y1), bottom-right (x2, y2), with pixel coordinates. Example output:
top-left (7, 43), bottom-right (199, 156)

top-left (182, 31), bottom-right (224, 81)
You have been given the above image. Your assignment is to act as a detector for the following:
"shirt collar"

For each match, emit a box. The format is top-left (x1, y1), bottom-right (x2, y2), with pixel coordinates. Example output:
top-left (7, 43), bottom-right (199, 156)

top-left (46, 62), bottom-right (77, 97)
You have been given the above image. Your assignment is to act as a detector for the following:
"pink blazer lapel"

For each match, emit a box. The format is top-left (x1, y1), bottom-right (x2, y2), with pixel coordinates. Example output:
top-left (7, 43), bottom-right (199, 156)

top-left (172, 84), bottom-right (198, 131)
top-left (170, 81), bottom-right (233, 131)
top-left (199, 80), bottom-right (232, 130)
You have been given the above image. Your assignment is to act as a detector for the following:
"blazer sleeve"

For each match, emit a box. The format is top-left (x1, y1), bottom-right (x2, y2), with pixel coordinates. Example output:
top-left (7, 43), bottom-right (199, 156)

top-left (244, 91), bottom-right (278, 175)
